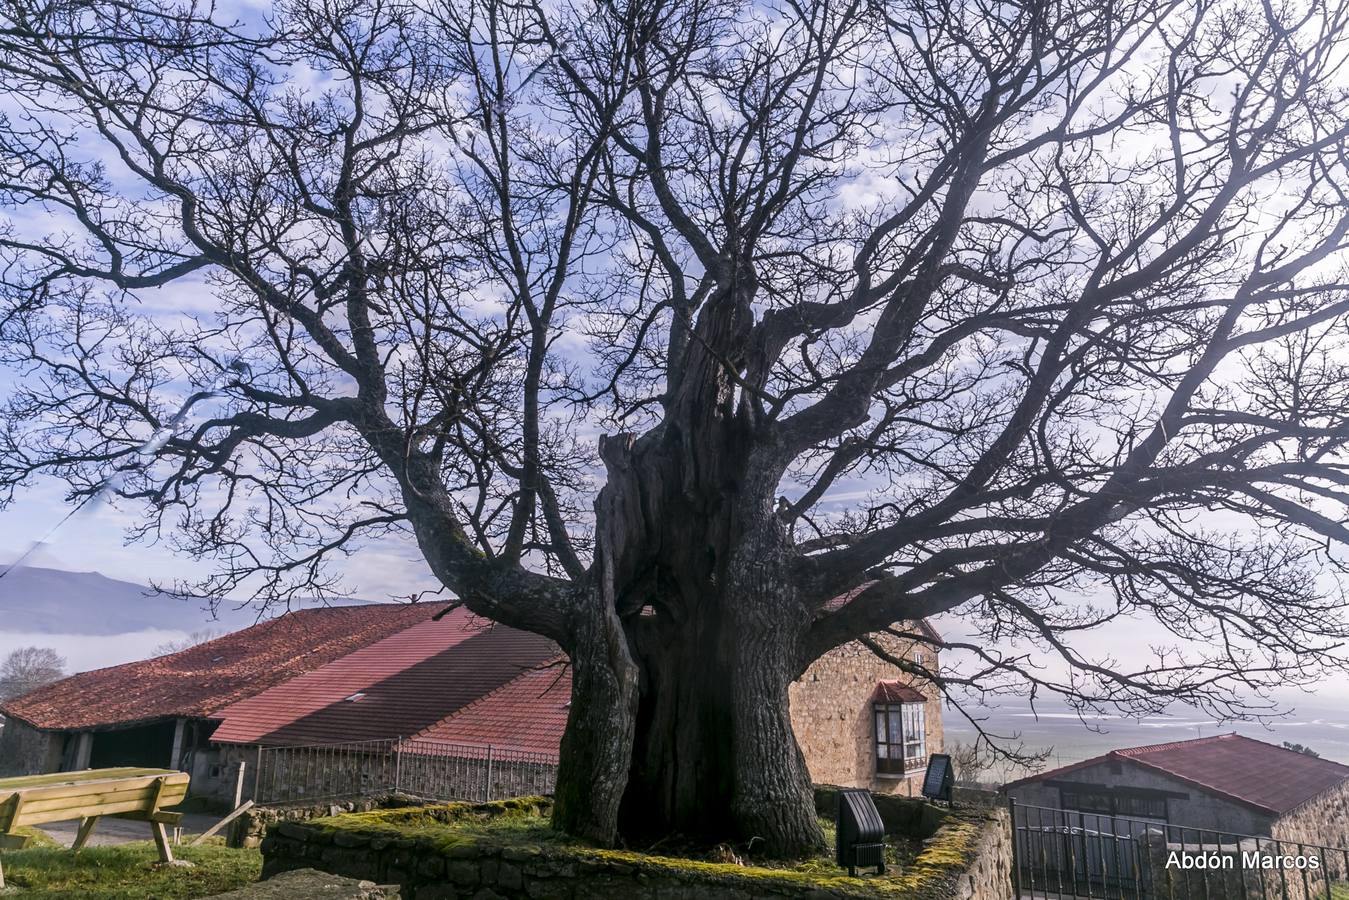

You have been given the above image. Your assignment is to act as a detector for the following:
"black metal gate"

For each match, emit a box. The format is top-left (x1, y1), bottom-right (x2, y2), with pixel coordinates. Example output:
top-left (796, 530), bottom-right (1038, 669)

top-left (1009, 799), bottom-right (1349, 900)
top-left (1011, 800), bottom-right (1156, 899)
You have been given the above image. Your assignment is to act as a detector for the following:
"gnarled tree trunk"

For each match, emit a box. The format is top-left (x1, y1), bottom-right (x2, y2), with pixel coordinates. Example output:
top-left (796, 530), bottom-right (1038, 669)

top-left (552, 428), bottom-right (825, 858)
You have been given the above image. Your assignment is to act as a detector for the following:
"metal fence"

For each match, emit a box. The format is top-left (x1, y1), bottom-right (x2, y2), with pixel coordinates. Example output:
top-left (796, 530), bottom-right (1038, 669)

top-left (250, 738), bottom-right (558, 807)
top-left (1010, 800), bottom-right (1349, 900)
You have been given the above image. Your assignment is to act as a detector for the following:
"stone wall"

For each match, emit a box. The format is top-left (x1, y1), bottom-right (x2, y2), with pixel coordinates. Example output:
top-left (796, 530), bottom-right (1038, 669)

top-left (0, 718), bottom-right (62, 777)
top-left (229, 795), bottom-right (430, 849)
top-left (219, 742), bottom-right (557, 810)
top-left (950, 806), bottom-right (1011, 900)
top-left (1143, 829), bottom-right (1336, 900)
top-left (789, 623), bottom-right (943, 797)
top-left (813, 785), bottom-right (949, 839)
top-left (260, 797), bottom-right (1011, 900)
top-left (1271, 778), bottom-right (1349, 880)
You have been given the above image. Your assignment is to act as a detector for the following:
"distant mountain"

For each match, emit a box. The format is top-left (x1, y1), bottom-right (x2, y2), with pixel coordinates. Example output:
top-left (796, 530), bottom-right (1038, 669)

top-left (0, 565), bottom-right (358, 635)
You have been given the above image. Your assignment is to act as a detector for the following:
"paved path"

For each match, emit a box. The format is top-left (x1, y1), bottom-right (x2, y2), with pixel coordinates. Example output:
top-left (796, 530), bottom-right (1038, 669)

top-left (38, 813), bottom-right (220, 848)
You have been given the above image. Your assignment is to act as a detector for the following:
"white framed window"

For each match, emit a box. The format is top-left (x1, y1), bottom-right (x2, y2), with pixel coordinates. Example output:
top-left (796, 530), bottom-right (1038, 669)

top-left (874, 702), bottom-right (927, 774)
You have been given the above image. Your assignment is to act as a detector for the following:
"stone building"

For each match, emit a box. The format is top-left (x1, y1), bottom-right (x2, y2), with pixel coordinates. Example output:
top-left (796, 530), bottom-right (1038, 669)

top-left (790, 620), bottom-right (943, 797)
top-left (214, 608), bottom-right (942, 804)
top-left (1005, 733), bottom-right (1349, 838)
top-left (0, 598), bottom-right (944, 808)
top-left (0, 604), bottom-right (456, 785)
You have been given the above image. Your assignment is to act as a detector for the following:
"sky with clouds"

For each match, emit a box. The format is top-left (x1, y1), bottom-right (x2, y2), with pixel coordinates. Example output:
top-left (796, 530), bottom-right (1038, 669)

top-left (0, 0), bottom-right (1345, 773)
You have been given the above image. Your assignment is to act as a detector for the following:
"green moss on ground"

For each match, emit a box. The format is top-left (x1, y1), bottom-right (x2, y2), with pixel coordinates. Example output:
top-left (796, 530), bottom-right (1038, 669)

top-left (9, 825), bottom-right (60, 848)
top-left (0, 838), bottom-right (261, 899)
top-left (299, 796), bottom-right (993, 899)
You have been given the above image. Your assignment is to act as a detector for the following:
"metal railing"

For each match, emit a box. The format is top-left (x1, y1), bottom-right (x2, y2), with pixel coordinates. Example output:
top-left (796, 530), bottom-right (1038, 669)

top-left (248, 738), bottom-right (558, 807)
top-left (1010, 799), bottom-right (1349, 900)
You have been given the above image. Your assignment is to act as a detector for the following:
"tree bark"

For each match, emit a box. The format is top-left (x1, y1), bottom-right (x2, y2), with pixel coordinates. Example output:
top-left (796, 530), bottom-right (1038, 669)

top-left (551, 438), bottom-right (642, 845)
top-left (548, 395), bottom-right (826, 857)
top-left (611, 590), bottom-right (824, 857)
top-left (550, 591), bottom-right (639, 845)
top-left (725, 535), bottom-right (824, 858)
top-left (552, 431), bottom-right (826, 856)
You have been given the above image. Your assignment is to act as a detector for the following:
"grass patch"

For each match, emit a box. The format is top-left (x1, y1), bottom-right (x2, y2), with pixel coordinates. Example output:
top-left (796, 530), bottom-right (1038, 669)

top-left (297, 796), bottom-right (989, 898)
top-left (10, 826), bottom-right (60, 849)
top-left (0, 838), bottom-right (261, 899)
top-left (306, 802), bottom-right (925, 874)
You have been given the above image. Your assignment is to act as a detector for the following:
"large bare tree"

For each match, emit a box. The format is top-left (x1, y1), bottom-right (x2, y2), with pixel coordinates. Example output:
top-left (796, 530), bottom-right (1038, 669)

top-left (3, 0), bottom-right (1349, 855)
top-left (0, 646), bottom-right (65, 701)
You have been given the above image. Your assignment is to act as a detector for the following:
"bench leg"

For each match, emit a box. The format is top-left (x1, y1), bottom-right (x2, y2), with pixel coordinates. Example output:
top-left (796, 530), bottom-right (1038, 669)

top-left (72, 816), bottom-right (100, 851)
top-left (151, 822), bottom-right (174, 864)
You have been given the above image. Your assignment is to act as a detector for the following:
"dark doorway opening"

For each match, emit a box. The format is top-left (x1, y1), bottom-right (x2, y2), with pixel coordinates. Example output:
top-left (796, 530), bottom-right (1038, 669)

top-left (89, 720), bottom-right (177, 769)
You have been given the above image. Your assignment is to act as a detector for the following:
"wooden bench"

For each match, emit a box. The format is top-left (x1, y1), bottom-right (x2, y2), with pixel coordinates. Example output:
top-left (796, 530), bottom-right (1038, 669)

top-left (0, 767), bottom-right (190, 888)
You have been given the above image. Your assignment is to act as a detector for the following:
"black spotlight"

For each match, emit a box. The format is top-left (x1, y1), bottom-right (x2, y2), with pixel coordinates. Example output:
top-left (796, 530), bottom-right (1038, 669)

top-left (835, 788), bottom-right (886, 877)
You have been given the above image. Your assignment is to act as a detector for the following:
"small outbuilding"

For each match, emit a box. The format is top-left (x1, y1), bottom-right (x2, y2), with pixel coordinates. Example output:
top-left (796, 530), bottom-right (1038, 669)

top-left (1005, 733), bottom-right (1349, 845)
top-left (0, 604), bottom-right (449, 790)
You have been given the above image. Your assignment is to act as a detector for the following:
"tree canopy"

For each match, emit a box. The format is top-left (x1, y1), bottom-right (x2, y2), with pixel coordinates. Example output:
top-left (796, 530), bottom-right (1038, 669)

top-left (3, 0), bottom-right (1349, 853)
top-left (0, 647), bottom-right (66, 701)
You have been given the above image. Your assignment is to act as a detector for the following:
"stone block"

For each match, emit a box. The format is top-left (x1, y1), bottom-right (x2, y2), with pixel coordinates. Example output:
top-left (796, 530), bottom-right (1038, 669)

top-left (412, 887), bottom-right (459, 900)
top-left (467, 889), bottom-right (508, 900)
top-left (497, 862), bottom-right (524, 890)
top-left (501, 846), bottom-right (543, 862)
top-left (523, 877), bottom-right (573, 900)
top-left (446, 860), bottom-right (480, 885)
top-left (417, 856), bottom-right (446, 878)
top-left (275, 822), bottom-right (313, 841)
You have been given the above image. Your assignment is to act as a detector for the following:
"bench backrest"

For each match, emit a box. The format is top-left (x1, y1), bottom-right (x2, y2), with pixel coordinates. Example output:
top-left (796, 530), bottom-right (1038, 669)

top-left (0, 769), bottom-right (189, 831)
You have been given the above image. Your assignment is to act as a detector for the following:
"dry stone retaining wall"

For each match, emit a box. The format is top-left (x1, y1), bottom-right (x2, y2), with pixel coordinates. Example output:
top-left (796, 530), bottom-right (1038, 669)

top-left (259, 797), bottom-right (1013, 900)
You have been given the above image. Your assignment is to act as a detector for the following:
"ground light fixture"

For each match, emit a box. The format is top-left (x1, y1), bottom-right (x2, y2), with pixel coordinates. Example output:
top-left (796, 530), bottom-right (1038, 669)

top-left (834, 788), bottom-right (886, 877)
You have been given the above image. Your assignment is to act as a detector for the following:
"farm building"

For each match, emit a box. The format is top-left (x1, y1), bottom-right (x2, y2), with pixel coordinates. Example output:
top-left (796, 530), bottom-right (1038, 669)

top-left (0, 600), bottom-right (944, 807)
top-left (1005, 733), bottom-right (1349, 846)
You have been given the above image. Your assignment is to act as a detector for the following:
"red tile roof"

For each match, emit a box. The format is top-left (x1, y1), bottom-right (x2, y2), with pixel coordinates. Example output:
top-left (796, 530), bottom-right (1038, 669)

top-left (0, 603), bottom-right (451, 731)
top-left (408, 663), bottom-right (571, 756)
top-left (873, 681), bottom-right (926, 703)
top-left (1007, 733), bottom-right (1349, 816)
top-left (209, 608), bottom-right (560, 746)
top-left (210, 593), bottom-right (939, 751)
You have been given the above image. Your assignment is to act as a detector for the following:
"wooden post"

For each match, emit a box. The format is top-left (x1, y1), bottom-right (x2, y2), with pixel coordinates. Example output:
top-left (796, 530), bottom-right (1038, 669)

top-left (169, 720), bottom-right (186, 772)
top-left (2, 794), bottom-right (29, 890)
top-left (232, 761), bottom-right (246, 810)
top-left (2, 792), bottom-right (22, 833)
top-left (73, 733), bottom-right (93, 769)
top-left (484, 746), bottom-right (494, 803)
top-left (72, 816), bottom-right (101, 850)
top-left (146, 776), bottom-right (174, 863)
top-left (189, 800), bottom-right (254, 847)
top-left (0, 830), bottom-right (35, 890)
top-left (151, 821), bottom-right (175, 864)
